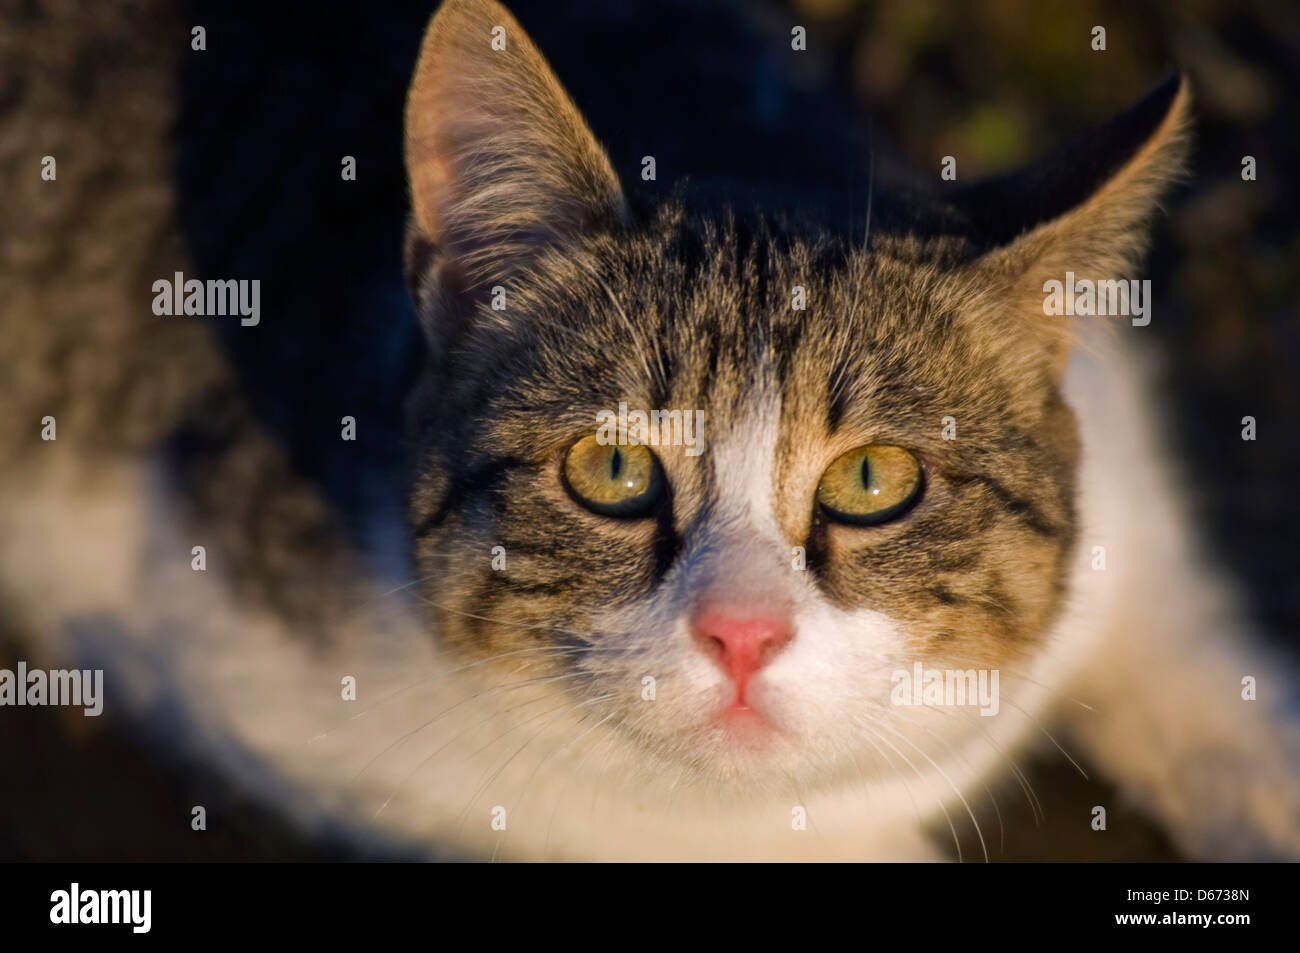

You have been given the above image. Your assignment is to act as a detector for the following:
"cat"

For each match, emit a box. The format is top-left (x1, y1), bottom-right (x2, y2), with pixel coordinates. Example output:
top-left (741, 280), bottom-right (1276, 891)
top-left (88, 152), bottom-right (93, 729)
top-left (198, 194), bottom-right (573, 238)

top-left (3, 0), bottom-right (1298, 861)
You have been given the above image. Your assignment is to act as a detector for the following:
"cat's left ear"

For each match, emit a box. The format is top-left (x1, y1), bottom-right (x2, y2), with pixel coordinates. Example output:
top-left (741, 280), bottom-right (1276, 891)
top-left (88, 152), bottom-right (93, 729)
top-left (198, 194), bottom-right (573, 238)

top-left (958, 73), bottom-right (1192, 376)
top-left (404, 0), bottom-right (626, 294)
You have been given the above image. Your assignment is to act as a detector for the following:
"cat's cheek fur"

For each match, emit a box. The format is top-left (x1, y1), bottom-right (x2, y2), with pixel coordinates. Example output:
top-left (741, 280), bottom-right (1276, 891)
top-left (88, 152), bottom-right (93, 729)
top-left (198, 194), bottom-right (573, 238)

top-left (758, 603), bottom-right (907, 740)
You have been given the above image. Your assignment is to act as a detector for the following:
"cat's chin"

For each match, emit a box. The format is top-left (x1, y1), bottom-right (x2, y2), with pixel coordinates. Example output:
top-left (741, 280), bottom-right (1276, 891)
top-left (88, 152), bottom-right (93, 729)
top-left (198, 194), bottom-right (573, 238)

top-left (641, 705), bottom-right (843, 787)
top-left (665, 735), bottom-right (850, 792)
top-left (702, 703), bottom-right (780, 753)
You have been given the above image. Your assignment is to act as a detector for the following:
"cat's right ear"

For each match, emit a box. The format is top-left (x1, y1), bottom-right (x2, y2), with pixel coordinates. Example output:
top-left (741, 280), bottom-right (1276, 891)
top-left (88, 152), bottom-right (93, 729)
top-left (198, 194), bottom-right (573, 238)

top-left (404, 0), bottom-right (626, 306)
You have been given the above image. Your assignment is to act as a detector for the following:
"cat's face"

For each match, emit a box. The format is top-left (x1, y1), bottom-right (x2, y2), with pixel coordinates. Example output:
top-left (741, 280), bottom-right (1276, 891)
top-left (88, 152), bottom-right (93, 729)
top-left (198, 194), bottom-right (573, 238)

top-left (402, 0), bottom-right (1185, 789)
top-left (408, 211), bottom-right (1078, 786)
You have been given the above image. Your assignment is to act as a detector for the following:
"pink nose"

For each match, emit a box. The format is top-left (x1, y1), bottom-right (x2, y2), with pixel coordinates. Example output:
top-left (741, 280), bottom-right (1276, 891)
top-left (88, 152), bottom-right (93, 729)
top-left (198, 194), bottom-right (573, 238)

top-left (691, 611), bottom-right (793, 698)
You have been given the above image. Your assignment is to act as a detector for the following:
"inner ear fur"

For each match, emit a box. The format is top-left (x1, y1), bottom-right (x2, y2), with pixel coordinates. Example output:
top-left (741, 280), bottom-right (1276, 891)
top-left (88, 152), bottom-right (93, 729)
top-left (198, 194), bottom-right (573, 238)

top-left (404, 0), bottom-right (626, 290)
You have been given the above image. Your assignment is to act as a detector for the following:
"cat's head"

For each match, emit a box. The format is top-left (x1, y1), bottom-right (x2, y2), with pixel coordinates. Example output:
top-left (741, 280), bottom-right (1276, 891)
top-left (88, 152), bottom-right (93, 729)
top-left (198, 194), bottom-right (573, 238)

top-left (401, 0), bottom-right (1189, 788)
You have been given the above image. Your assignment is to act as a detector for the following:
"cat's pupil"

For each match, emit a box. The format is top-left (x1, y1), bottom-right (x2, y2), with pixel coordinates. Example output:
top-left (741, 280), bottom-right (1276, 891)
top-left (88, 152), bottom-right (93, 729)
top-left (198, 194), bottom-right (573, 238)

top-left (859, 457), bottom-right (871, 489)
top-left (609, 447), bottom-right (623, 481)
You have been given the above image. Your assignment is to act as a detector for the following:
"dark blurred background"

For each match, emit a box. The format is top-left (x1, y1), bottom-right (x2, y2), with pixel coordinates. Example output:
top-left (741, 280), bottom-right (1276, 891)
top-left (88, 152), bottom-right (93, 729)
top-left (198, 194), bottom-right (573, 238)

top-left (1, 0), bottom-right (1296, 861)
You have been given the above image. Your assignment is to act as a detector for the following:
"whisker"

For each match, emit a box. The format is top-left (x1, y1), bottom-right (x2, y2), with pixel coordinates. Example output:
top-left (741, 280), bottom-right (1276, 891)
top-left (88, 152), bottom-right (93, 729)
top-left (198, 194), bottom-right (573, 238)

top-left (505, 708), bottom-right (616, 837)
top-left (454, 692), bottom-right (617, 839)
top-left (410, 591), bottom-right (643, 653)
top-left (544, 712), bottom-right (624, 858)
top-left (306, 645), bottom-right (597, 745)
top-left (889, 706), bottom-right (1006, 855)
top-left (369, 686), bottom-right (559, 821)
top-left (872, 718), bottom-right (989, 862)
top-left (950, 706), bottom-right (1044, 827)
top-left (358, 668), bottom-right (590, 789)
top-left (859, 719), bottom-right (963, 862)
top-left (925, 649), bottom-right (1098, 714)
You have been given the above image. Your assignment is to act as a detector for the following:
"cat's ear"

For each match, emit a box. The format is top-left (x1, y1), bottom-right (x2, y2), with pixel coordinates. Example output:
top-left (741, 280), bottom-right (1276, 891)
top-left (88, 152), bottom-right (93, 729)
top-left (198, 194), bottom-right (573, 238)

top-left (958, 74), bottom-right (1191, 376)
top-left (404, 0), bottom-right (626, 292)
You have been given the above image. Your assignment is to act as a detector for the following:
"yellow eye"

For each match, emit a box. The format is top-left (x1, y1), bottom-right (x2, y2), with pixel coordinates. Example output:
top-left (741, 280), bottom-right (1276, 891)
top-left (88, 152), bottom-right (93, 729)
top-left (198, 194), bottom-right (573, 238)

top-left (816, 445), bottom-right (922, 525)
top-left (563, 434), bottom-right (666, 518)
